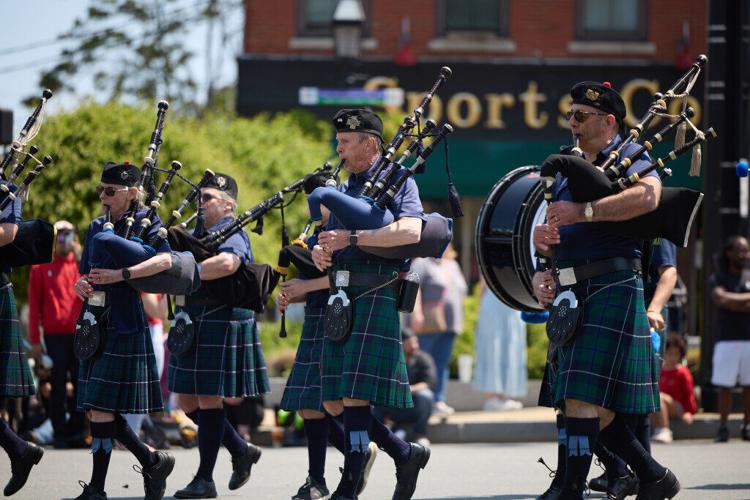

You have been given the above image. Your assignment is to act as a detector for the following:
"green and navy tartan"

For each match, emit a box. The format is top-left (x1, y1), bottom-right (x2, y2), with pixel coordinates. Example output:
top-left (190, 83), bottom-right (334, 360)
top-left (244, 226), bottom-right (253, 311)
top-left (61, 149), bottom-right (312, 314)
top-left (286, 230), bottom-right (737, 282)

top-left (280, 305), bottom-right (326, 412)
top-left (0, 286), bottom-right (35, 398)
top-left (550, 270), bottom-right (661, 414)
top-left (321, 262), bottom-right (413, 409)
top-left (168, 305), bottom-right (270, 398)
top-left (77, 326), bottom-right (163, 414)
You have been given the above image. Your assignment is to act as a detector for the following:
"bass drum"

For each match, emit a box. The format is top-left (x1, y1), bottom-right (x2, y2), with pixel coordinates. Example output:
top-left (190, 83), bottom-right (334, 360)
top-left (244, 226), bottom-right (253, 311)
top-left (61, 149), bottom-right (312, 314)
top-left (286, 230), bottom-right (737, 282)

top-left (475, 166), bottom-right (547, 312)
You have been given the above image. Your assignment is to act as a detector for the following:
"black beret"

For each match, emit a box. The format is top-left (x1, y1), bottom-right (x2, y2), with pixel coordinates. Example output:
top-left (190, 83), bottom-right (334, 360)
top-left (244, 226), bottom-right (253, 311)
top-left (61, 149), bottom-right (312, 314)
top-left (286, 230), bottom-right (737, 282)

top-left (570, 81), bottom-right (626, 125)
top-left (203, 172), bottom-right (238, 200)
top-left (332, 108), bottom-right (383, 139)
top-left (101, 162), bottom-right (140, 187)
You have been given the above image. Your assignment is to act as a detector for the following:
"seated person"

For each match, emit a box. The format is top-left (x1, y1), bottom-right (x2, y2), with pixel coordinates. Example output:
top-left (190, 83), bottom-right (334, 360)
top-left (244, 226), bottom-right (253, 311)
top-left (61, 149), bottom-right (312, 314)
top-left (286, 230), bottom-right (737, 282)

top-left (373, 329), bottom-right (437, 446)
top-left (651, 334), bottom-right (697, 443)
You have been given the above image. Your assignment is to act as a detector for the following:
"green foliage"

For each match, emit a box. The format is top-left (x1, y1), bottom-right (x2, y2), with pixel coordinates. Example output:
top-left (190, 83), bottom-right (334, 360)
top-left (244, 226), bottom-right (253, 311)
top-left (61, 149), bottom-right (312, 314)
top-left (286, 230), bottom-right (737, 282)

top-left (526, 323), bottom-right (549, 380)
top-left (11, 101), bottom-right (333, 306)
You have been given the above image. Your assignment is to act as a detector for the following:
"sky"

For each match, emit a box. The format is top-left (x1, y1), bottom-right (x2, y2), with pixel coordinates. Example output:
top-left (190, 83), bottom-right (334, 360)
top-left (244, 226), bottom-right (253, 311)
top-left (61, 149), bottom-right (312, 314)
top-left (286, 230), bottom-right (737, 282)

top-left (0, 0), bottom-right (241, 131)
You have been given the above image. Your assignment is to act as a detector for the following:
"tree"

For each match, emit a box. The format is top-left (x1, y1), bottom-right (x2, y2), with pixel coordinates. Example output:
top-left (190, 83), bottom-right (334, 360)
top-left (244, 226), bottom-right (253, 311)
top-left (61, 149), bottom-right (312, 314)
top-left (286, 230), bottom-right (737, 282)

top-left (37, 0), bottom-right (243, 110)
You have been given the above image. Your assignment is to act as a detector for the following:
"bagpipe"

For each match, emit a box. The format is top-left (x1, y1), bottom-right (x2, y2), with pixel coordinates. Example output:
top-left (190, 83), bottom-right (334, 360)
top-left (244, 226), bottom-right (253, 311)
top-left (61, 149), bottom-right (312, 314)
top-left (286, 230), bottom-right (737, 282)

top-left (0, 90), bottom-right (56, 267)
top-left (306, 67), bottom-right (460, 260)
top-left (86, 102), bottom-right (202, 296)
top-left (539, 55), bottom-right (712, 248)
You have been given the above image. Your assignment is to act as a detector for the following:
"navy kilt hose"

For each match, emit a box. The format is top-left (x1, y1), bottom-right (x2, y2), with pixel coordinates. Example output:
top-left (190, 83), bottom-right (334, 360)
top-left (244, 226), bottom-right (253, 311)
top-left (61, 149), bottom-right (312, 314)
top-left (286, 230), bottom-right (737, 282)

top-left (280, 305), bottom-right (326, 412)
top-left (550, 270), bottom-right (661, 415)
top-left (77, 325), bottom-right (163, 414)
top-left (321, 262), bottom-right (413, 409)
top-left (0, 286), bottom-right (35, 398)
top-left (168, 305), bottom-right (270, 398)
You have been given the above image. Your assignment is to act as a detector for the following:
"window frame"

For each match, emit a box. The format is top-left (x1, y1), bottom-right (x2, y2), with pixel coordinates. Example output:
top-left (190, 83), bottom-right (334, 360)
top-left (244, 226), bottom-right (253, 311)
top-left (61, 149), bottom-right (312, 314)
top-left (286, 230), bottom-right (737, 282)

top-left (575, 0), bottom-right (648, 41)
top-left (437, 0), bottom-right (510, 37)
top-left (296, 0), bottom-right (371, 38)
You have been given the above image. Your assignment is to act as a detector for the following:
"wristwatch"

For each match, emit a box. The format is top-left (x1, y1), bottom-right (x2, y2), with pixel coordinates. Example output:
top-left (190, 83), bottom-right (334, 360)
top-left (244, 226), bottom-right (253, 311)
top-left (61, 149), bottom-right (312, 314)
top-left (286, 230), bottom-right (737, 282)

top-left (121, 268), bottom-right (131, 281)
top-left (584, 202), bottom-right (594, 222)
top-left (349, 229), bottom-right (359, 246)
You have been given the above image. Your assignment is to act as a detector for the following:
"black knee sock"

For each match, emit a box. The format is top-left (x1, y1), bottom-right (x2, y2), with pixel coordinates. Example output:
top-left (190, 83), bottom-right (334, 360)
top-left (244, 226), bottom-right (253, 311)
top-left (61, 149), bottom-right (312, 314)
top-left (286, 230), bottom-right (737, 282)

top-left (326, 414), bottom-right (346, 454)
top-left (336, 406), bottom-right (371, 498)
top-left (594, 442), bottom-right (629, 479)
top-left (113, 414), bottom-right (156, 468)
top-left (304, 418), bottom-right (329, 485)
top-left (368, 412), bottom-right (410, 465)
top-left (90, 421), bottom-right (116, 492)
top-left (599, 415), bottom-right (664, 483)
top-left (222, 409), bottom-right (248, 457)
top-left (550, 414), bottom-right (566, 489)
top-left (196, 408), bottom-right (225, 482)
top-left (562, 417), bottom-right (599, 499)
top-left (621, 413), bottom-right (651, 454)
top-left (0, 417), bottom-right (28, 458)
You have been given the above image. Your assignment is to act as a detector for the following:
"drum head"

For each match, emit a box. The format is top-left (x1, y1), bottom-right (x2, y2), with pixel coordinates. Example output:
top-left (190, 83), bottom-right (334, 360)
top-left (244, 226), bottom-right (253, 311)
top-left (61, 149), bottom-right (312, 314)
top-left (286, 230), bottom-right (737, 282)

top-left (475, 166), bottom-right (547, 311)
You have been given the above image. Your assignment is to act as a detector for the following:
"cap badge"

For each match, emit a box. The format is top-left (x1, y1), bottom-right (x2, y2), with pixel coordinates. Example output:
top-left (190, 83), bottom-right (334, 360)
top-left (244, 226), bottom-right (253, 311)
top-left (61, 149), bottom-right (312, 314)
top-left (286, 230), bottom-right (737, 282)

top-left (346, 115), bottom-right (361, 130)
top-left (120, 171), bottom-right (129, 179)
top-left (216, 176), bottom-right (227, 188)
top-left (585, 88), bottom-right (600, 101)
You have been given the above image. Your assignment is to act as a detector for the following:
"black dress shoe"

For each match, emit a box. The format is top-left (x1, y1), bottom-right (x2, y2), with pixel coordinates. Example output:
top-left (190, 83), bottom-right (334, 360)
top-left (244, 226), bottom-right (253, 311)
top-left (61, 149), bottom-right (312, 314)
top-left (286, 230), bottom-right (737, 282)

top-left (636, 469), bottom-right (680, 500)
top-left (356, 441), bottom-right (378, 496)
top-left (392, 442), bottom-right (431, 500)
top-left (3, 442), bottom-right (44, 496)
top-left (535, 485), bottom-right (562, 499)
top-left (589, 472), bottom-right (608, 493)
top-left (229, 442), bottom-right (262, 490)
top-left (137, 451), bottom-right (175, 500)
top-left (74, 481), bottom-right (107, 500)
top-left (330, 492), bottom-right (356, 500)
top-left (174, 476), bottom-right (218, 499)
top-left (607, 473), bottom-right (639, 500)
top-left (292, 476), bottom-right (330, 500)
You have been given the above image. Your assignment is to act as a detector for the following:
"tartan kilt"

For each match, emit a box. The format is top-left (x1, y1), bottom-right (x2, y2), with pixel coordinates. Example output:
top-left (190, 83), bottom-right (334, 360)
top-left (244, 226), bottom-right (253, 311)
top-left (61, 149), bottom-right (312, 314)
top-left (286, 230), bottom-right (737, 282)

top-left (0, 286), bottom-right (35, 398)
top-left (551, 270), bottom-right (660, 414)
top-left (168, 305), bottom-right (270, 398)
top-left (77, 326), bottom-right (163, 414)
top-left (280, 305), bottom-right (326, 412)
top-left (321, 262), bottom-right (413, 409)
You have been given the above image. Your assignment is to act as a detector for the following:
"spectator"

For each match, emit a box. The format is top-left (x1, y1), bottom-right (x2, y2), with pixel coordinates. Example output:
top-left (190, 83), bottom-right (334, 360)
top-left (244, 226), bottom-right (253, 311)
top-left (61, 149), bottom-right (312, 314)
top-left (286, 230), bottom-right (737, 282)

top-left (473, 281), bottom-right (527, 411)
top-left (408, 245), bottom-right (468, 418)
top-left (650, 334), bottom-right (697, 443)
top-left (373, 330), bottom-right (436, 447)
top-left (27, 220), bottom-right (85, 448)
top-left (709, 235), bottom-right (750, 442)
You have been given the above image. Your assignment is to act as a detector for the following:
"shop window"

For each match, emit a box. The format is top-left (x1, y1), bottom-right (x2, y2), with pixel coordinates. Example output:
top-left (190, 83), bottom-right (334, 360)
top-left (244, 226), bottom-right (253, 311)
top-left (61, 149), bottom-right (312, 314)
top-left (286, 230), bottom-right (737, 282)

top-left (440, 0), bottom-right (509, 36)
top-left (577, 0), bottom-right (647, 41)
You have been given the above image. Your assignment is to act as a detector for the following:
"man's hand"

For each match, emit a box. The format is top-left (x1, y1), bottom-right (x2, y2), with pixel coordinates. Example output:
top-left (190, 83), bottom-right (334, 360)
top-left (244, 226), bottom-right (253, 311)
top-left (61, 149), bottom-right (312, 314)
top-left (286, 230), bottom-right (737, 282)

top-left (532, 270), bottom-right (556, 307)
top-left (30, 343), bottom-right (44, 360)
top-left (280, 279), bottom-right (308, 304)
top-left (276, 292), bottom-right (290, 312)
top-left (682, 412), bottom-right (694, 425)
top-left (546, 201), bottom-right (585, 227)
top-left (647, 309), bottom-right (665, 330)
top-left (88, 267), bottom-right (124, 285)
top-left (533, 224), bottom-right (560, 253)
top-left (74, 276), bottom-right (94, 300)
top-left (312, 244), bottom-right (332, 272)
top-left (317, 230), bottom-right (350, 253)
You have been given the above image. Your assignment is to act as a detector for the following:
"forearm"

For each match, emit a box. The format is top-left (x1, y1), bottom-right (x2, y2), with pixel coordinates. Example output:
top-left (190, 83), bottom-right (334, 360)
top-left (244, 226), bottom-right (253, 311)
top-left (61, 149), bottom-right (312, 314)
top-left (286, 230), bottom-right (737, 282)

top-left (713, 291), bottom-right (750, 312)
top-left (126, 252), bottom-right (173, 279)
top-left (304, 276), bottom-right (329, 293)
top-left (199, 252), bottom-right (240, 280)
top-left (648, 268), bottom-right (677, 312)
top-left (591, 178), bottom-right (661, 222)
top-left (0, 223), bottom-right (18, 246)
top-left (356, 217), bottom-right (422, 247)
top-left (410, 382), bottom-right (430, 393)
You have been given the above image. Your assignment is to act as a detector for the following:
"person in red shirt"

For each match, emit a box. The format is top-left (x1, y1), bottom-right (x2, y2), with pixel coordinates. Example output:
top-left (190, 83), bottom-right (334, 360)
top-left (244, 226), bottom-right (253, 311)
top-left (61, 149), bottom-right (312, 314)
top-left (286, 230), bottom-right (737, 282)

top-left (28, 220), bottom-right (85, 448)
top-left (651, 334), bottom-right (697, 443)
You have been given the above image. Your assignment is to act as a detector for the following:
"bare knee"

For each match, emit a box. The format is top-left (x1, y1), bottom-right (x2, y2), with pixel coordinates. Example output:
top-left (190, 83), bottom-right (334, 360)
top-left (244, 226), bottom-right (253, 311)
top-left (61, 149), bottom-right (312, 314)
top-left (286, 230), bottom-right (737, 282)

top-left (198, 396), bottom-right (224, 409)
top-left (88, 410), bottom-right (115, 423)
top-left (299, 409), bottom-right (326, 420)
top-left (224, 397), bottom-right (243, 407)
top-left (323, 400), bottom-right (344, 416)
top-left (343, 397), bottom-right (369, 407)
top-left (177, 394), bottom-right (199, 413)
top-left (564, 399), bottom-right (600, 419)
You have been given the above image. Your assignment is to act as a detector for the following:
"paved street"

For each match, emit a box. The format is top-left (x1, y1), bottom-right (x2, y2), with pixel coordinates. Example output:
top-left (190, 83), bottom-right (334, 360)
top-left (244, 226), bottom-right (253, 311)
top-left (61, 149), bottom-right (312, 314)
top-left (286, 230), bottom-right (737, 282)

top-left (1, 440), bottom-right (748, 499)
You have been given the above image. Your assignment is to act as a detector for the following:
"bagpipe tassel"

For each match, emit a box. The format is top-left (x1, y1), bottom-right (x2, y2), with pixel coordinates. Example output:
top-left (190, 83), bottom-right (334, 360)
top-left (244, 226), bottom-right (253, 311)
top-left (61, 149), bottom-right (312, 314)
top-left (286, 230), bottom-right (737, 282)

top-left (689, 143), bottom-right (702, 177)
top-left (674, 120), bottom-right (687, 151)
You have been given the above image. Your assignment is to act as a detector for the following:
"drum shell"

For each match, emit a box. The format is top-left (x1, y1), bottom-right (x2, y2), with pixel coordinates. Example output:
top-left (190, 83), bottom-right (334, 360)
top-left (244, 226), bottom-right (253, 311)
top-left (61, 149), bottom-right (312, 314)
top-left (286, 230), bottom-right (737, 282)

top-left (475, 166), bottom-right (546, 312)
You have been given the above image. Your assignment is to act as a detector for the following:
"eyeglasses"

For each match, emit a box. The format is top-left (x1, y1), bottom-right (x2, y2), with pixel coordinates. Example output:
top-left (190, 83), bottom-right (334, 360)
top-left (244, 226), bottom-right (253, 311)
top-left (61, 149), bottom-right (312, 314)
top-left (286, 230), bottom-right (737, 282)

top-left (96, 185), bottom-right (128, 197)
top-left (200, 193), bottom-right (218, 203)
top-left (565, 109), bottom-right (608, 123)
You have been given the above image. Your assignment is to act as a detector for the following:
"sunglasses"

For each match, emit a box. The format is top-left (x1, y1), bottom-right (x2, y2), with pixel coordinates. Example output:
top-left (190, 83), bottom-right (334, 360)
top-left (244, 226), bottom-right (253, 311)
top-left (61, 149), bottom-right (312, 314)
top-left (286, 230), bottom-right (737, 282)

top-left (96, 185), bottom-right (128, 197)
top-left (565, 109), bottom-right (608, 123)
top-left (200, 193), bottom-right (219, 203)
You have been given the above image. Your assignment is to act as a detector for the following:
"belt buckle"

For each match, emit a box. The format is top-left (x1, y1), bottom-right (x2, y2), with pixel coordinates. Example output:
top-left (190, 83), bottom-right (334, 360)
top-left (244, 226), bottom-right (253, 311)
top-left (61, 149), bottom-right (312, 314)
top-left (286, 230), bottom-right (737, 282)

top-left (89, 291), bottom-right (106, 308)
top-left (175, 295), bottom-right (186, 307)
top-left (558, 267), bottom-right (577, 287)
top-left (335, 270), bottom-right (350, 288)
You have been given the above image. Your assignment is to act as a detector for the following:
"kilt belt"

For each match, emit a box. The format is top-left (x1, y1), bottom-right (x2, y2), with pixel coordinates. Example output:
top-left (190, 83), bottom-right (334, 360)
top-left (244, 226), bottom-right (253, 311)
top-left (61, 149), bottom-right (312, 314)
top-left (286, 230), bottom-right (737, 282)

top-left (557, 257), bottom-right (641, 287)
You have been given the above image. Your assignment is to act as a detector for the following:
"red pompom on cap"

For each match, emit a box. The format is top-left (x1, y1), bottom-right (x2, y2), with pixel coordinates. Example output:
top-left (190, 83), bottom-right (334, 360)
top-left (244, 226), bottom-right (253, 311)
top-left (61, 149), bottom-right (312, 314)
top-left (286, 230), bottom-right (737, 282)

top-left (602, 81), bottom-right (612, 88)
